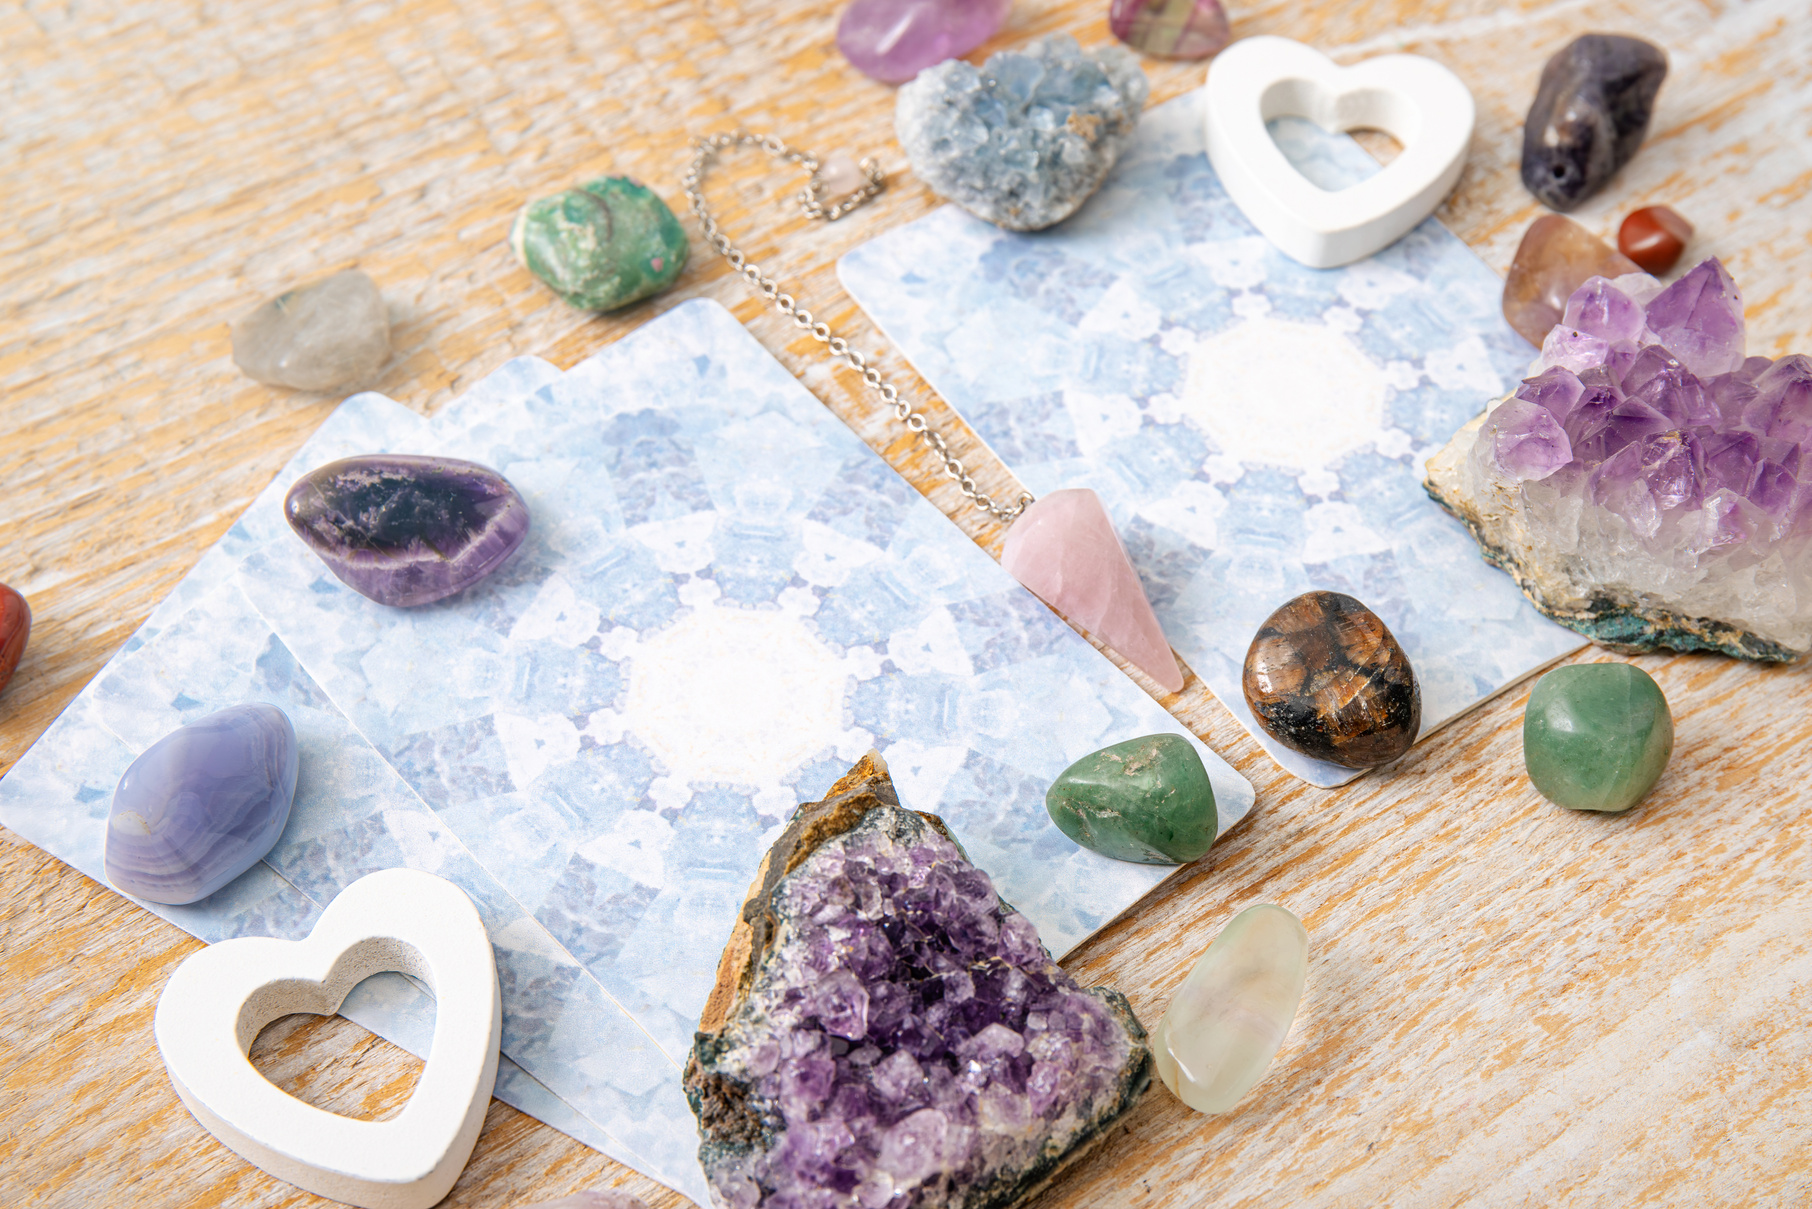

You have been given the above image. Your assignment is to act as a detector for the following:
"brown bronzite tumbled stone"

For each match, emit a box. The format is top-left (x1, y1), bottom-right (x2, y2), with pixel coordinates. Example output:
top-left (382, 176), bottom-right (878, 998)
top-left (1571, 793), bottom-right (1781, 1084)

top-left (685, 753), bottom-right (1152, 1209)
top-left (1242, 591), bottom-right (1421, 769)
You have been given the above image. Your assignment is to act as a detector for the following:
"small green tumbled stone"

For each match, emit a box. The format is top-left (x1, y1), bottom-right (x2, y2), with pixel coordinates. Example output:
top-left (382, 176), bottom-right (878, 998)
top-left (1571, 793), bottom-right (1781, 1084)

top-left (1523, 662), bottom-right (1674, 813)
top-left (511, 176), bottom-right (689, 311)
top-left (1045, 733), bottom-right (1217, 864)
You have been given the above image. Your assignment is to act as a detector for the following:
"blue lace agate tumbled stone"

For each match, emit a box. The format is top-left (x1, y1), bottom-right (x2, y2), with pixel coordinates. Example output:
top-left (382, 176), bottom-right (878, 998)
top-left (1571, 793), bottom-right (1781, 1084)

top-left (284, 454), bottom-right (530, 607)
top-left (104, 703), bottom-right (299, 905)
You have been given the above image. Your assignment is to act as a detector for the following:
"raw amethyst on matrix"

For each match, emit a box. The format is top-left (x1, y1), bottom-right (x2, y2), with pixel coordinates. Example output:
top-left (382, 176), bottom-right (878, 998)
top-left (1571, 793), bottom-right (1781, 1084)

top-left (1426, 258), bottom-right (1812, 660)
top-left (685, 755), bottom-right (1151, 1209)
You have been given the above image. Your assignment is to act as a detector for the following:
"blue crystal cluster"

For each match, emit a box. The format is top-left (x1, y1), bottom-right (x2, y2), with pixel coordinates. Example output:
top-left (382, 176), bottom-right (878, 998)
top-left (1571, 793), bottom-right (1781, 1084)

top-left (895, 35), bottom-right (1149, 232)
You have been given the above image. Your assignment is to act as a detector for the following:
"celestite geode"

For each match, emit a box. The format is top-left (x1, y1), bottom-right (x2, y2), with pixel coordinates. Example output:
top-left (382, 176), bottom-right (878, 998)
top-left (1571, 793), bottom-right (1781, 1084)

top-left (895, 35), bottom-right (1149, 232)
top-left (1427, 258), bottom-right (1812, 660)
top-left (685, 755), bottom-right (1151, 1209)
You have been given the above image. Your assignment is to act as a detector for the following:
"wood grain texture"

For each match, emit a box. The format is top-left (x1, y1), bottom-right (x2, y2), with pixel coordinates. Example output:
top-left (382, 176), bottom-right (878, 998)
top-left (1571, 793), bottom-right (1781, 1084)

top-left (3, 0), bottom-right (1810, 1205)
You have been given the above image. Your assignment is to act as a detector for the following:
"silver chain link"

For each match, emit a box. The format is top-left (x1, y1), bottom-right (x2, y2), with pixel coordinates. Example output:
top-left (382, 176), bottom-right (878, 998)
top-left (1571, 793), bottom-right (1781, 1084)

top-left (682, 131), bottom-right (1034, 524)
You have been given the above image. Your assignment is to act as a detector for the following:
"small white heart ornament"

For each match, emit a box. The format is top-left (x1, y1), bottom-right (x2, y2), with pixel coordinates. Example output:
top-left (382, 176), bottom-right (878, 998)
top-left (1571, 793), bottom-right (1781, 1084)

top-left (1205, 35), bottom-right (1476, 269)
top-left (154, 869), bottom-right (502, 1209)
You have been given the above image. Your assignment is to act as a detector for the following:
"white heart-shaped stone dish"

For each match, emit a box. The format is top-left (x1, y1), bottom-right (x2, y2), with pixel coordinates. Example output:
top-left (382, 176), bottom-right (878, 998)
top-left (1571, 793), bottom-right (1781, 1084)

top-left (154, 868), bottom-right (502, 1209)
top-left (1205, 35), bottom-right (1475, 268)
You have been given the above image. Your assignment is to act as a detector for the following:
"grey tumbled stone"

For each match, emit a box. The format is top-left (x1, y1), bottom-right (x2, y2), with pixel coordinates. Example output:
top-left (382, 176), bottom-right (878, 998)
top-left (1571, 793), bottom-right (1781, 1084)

top-left (231, 269), bottom-right (391, 392)
top-left (895, 34), bottom-right (1149, 232)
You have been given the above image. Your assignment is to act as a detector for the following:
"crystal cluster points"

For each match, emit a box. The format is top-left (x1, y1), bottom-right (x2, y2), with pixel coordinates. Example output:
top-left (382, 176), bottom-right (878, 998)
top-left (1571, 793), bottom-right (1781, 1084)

top-left (895, 35), bottom-right (1149, 232)
top-left (687, 765), bottom-right (1150, 1208)
top-left (1429, 258), bottom-right (1812, 659)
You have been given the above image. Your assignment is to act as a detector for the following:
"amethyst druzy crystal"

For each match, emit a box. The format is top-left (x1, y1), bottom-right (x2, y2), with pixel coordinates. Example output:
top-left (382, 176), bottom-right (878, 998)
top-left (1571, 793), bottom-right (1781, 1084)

top-left (1427, 258), bottom-right (1812, 660)
top-left (685, 756), bottom-right (1151, 1209)
top-left (284, 454), bottom-right (530, 607)
top-left (104, 703), bottom-right (299, 905)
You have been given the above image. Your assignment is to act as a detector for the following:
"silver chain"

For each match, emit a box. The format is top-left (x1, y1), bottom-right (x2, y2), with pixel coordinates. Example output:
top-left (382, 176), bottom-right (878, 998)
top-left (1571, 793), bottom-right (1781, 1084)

top-left (682, 131), bottom-right (1034, 524)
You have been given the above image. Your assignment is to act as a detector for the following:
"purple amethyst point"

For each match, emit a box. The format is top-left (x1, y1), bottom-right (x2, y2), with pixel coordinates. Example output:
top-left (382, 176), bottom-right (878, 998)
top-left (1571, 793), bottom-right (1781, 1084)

top-left (685, 754), bottom-right (1151, 1209)
top-left (284, 454), bottom-right (530, 607)
top-left (104, 703), bottom-right (299, 905)
top-left (1643, 258), bottom-right (1746, 378)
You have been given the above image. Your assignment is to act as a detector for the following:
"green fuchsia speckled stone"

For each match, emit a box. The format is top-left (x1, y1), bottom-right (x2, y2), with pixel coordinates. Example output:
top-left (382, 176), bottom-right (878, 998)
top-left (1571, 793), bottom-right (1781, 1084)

top-left (511, 176), bottom-right (689, 312)
top-left (1045, 733), bottom-right (1217, 864)
top-left (1523, 662), bottom-right (1673, 812)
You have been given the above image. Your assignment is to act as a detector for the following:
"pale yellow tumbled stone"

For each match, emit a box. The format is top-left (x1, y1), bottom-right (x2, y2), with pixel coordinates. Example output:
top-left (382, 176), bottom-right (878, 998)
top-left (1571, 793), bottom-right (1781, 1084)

top-left (1152, 903), bottom-right (1308, 1113)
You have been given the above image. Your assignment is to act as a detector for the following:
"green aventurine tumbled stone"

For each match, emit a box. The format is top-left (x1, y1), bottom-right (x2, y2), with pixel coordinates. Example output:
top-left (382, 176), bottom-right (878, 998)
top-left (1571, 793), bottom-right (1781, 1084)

top-left (511, 176), bottom-right (688, 311)
top-left (1523, 663), bottom-right (1674, 812)
top-left (1046, 733), bottom-right (1217, 864)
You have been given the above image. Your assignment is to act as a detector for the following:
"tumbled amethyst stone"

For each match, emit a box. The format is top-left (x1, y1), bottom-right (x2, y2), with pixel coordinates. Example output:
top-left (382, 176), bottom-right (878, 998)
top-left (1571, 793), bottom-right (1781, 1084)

top-left (686, 770), bottom-right (1150, 1209)
top-left (1521, 34), bottom-right (1667, 211)
top-left (104, 704), bottom-right (299, 905)
top-left (284, 454), bottom-right (530, 607)
top-left (836, 0), bottom-right (1010, 85)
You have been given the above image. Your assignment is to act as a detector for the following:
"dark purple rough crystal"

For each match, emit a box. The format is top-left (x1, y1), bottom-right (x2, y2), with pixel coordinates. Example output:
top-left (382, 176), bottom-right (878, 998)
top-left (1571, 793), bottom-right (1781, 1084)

top-left (685, 757), bottom-right (1150, 1209)
top-left (284, 454), bottom-right (530, 607)
top-left (104, 703), bottom-right (299, 905)
top-left (1521, 34), bottom-right (1667, 211)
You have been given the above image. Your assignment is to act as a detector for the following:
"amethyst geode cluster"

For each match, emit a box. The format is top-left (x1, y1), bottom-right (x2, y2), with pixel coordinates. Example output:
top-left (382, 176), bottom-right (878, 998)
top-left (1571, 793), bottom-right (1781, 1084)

top-left (685, 756), bottom-right (1151, 1209)
top-left (1427, 258), bottom-right (1812, 660)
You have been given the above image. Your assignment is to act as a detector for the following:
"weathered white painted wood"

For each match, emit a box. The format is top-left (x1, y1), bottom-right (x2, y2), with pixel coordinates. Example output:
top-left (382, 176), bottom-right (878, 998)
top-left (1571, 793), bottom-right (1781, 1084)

top-left (2, 0), bottom-right (1811, 1206)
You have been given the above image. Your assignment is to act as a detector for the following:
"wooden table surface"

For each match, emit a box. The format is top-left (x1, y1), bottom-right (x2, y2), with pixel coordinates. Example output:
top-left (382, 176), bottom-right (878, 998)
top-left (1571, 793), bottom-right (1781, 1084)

top-left (4, 0), bottom-right (1810, 1205)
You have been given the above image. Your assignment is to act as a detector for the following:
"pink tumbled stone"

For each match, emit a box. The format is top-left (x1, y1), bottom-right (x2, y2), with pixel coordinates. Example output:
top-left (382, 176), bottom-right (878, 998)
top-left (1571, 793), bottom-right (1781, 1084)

top-left (1109, 0), bottom-right (1231, 61)
top-left (1001, 487), bottom-right (1184, 693)
top-left (835, 0), bottom-right (1011, 85)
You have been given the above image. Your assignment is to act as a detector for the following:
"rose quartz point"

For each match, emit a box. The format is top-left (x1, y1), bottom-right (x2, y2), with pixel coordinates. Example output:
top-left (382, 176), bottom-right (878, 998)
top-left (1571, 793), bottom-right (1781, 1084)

top-left (1001, 488), bottom-right (1185, 693)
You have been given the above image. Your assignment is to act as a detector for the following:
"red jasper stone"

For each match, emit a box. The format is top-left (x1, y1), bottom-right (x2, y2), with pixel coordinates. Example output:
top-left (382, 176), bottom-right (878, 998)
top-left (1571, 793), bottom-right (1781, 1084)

top-left (0, 584), bottom-right (30, 697)
top-left (1618, 205), bottom-right (1694, 275)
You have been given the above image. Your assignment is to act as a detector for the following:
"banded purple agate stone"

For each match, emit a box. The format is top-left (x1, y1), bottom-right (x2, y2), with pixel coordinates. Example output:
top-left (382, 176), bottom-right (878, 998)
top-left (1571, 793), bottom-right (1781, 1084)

top-left (686, 756), bottom-right (1150, 1209)
top-left (104, 704), bottom-right (299, 905)
top-left (1428, 258), bottom-right (1812, 660)
top-left (284, 454), bottom-right (530, 607)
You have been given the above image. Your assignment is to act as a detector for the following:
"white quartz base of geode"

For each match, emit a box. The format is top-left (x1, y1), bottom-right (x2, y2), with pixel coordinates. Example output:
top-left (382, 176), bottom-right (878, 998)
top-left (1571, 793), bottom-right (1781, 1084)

top-left (1425, 397), bottom-right (1812, 661)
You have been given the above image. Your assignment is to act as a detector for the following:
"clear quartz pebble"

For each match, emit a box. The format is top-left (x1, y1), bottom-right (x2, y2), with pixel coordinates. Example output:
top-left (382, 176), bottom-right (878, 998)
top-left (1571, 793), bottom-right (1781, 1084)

top-left (1153, 904), bottom-right (1308, 1114)
top-left (230, 269), bottom-right (391, 392)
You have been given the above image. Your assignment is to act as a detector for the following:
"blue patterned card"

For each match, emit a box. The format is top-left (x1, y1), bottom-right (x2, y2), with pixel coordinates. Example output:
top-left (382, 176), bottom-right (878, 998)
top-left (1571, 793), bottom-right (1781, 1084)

top-left (0, 298), bottom-right (1252, 1201)
top-left (840, 92), bottom-right (1586, 786)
